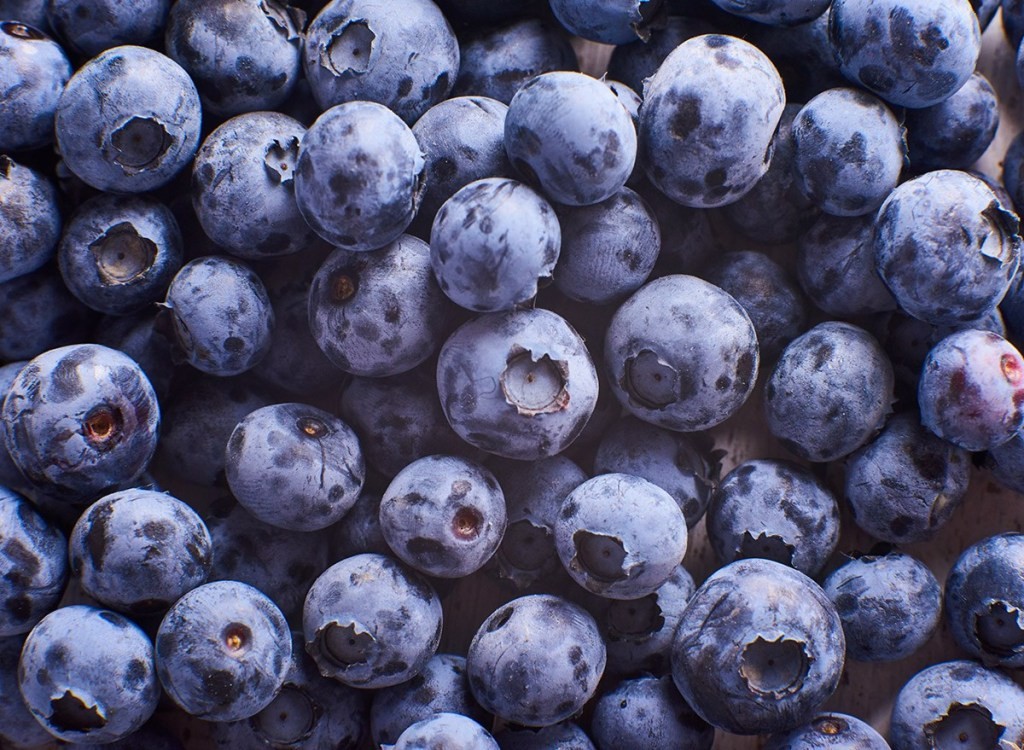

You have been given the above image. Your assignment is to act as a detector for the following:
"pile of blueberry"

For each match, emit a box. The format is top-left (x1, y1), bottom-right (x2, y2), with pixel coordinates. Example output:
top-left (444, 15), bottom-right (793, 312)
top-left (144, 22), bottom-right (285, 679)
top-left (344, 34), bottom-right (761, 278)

top-left (3, 0), bottom-right (1024, 747)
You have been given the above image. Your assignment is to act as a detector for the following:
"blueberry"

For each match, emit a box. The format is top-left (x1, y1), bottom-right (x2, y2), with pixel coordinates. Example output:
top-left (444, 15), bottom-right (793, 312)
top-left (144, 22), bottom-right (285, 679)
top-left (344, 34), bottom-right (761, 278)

top-left (590, 674), bottom-right (714, 750)
top-left (640, 34), bottom-right (785, 208)
top-left (390, 712), bottom-right (499, 749)
top-left (467, 594), bottom-right (606, 727)
top-left (548, 0), bottom-right (664, 44)
top-left (54, 45), bottom-right (202, 193)
top-left (0, 361), bottom-right (30, 492)
top-left (985, 430), bottom-right (1024, 494)
top-left (0, 635), bottom-right (54, 749)
top-left (636, 181), bottom-right (720, 276)
top-left (0, 20), bottom-right (71, 153)
top-left (494, 721), bottom-right (595, 749)
top-left (763, 713), bottom-right (890, 750)
top-left (47, 0), bottom-right (169, 57)
top-left (331, 489), bottom-right (392, 560)
top-left (0, 263), bottom-right (96, 362)
top-left (906, 72), bottom-right (999, 172)
top-left (0, 155), bottom-right (62, 283)
top-left (19, 605), bottom-right (159, 744)
top-left (747, 12), bottom-right (848, 104)
top-left (606, 16), bottom-right (717, 94)
top-left (156, 580), bottom-right (292, 722)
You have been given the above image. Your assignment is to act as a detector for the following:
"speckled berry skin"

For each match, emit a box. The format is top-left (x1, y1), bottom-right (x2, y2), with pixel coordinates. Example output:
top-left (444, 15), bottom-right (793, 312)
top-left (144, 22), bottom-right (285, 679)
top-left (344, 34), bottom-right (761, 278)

top-left (54, 45), bottom-right (201, 193)
top-left (47, 0), bottom-right (169, 57)
top-left (225, 402), bottom-right (364, 532)
top-left (640, 34), bottom-right (784, 208)
top-left (671, 559), bottom-right (846, 735)
top-left (389, 712), bottom-right (499, 750)
top-left (875, 170), bottom-right (1021, 326)
top-left (18, 605), bottom-right (159, 744)
top-left (0, 156), bottom-right (61, 284)
top-left (712, 0), bottom-right (829, 24)
top-left (890, 660), bottom-right (1024, 750)
top-left (164, 255), bottom-right (274, 377)
top-left (192, 111), bottom-right (318, 260)
top-left (467, 594), bottom-right (606, 727)
top-left (823, 551), bottom-right (941, 663)
top-left (548, 0), bottom-right (662, 44)
top-left (844, 411), bottom-right (970, 544)
top-left (0, 634), bottom-right (54, 749)
top-left (69, 489), bottom-right (212, 617)
top-left (309, 236), bottom-right (450, 376)
top-left (791, 87), bottom-right (905, 217)
top-left (907, 72), bottom-right (999, 172)
top-left (828, 0), bottom-right (980, 109)
top-left (765, 321), bottom-right (894, 463)
top-left (302, 0), bottom-right (459, 124)
top-left (505, 71), bottom-right (637, 206)
top-left (3, 343), bottom-right (160, 499)
top-left (0, 489), bottom-right (67, 636)
top-left (57, 193), bottom-right (183, 316)
top-left (604, 274), bottom-right (759, 432)
top-left (707, 459), bottom-right (840, 578)
top-left (763, 713), bottom-right (890, 750)
top-left (296, 102), bottom-right (425, 252)
top-left (0, 265), bottom-right (95, 362)
top-left (431, 178), bottom-right (560, 311)
top-left (303, 553), bottom-right (442, 689)
top-left (156, 580), bottom-right (291, 722)
top-left (494, 722), bottom-right (595, 749)
top-left (436, 308), bottom-right (599, 460)
top-left (0, 20), bottom-right (71, 153)
top-left (918, 329), bottom-right (1024, 451)
top-left (591, 674), bottom-right (714, 750)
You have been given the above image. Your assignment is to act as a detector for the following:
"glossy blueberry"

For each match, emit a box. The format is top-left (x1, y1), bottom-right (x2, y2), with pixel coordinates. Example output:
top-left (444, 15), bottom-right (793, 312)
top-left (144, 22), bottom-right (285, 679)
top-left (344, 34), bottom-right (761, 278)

top-left (467, 594), bottom-right (605, 727)
top-left (875, 170), bottom-right (1021, 326)
top-left (918, 329), bottom-right (1024, 451)
top-left (890, 660), bottom-right (1024, 750)
top-left (591, 674), bottom-right (714, 750)
top-left (640, 34), bottom-right (785, 208)
top-left (906, 73), bottom-right (999, 172)
top-left (156, 580), bottom-right (291, 722)
top-left (0, 156), bottom-right (61, 283)
top-left (494, 721), bottom-right (595, 749)
top-left (331, 489), bottom-right (391, 559)
top-left (192, 111), bottom-right (318, 260)
top-left (844, 411), bottom-right (970, 544)
top-left (380, 455), bottom-right (507, 579)
top-left (436, 308), bottom-right (599, 460)
top-left (54, 45), bottom-right (201, 193)
top-left (505, 71), bottom-right (637, 207)
top-left (671, 559), bottom-right (846, 735)
top-left (19, 605), bottom-right (159, 744)
top-left (295, 101), bottom-right (425, 251)
top-left (303, 553), bottom-right (442, 689)
top-left (763, 713), bottom-right (890, 750)
top-left (549, 0), bottom-right (663, 44)
top-left (389, 712), bottom-right (498, 749)
top-left (747, 12), bottom-right (848, 104)
top-left (765, 322), bottom-right (894, 463)
top-left (606, 16), bottom-right (716, 95)
top-left (0, 634), bottom-right (53, 749)
top-left (0, 20), bottom-right (70, 153)
top-left (605, 274), bottom-right (759, 432)
top-left (302, 0), bottom-right (459, 124)
top-left (823, 549), bottom-right (941, 662)
top-left (827, 0), bottom-right (981, 109)
top-left (0, 264), bottom-right (96, 361)
top-left (47, 0), bottom-right (169, 57)
top-left (431, 178), bottom-right (560, 311)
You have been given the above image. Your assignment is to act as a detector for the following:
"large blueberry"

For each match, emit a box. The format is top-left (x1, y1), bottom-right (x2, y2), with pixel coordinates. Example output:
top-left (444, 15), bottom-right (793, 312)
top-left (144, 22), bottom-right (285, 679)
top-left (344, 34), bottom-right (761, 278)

top-left (906, 72), bottom-right (999, 171)
top-left (0, 20), bottom-right (70, 153)
top-left (591, 674), bottom-right (714, 750)
top-left (0, 155), bottom-right (61, 284)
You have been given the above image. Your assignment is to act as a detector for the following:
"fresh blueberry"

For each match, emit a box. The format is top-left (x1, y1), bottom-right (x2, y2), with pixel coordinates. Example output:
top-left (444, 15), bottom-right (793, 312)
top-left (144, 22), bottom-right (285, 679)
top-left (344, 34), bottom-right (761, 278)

top-left (763, 713), bottom-right (890, 750)
top-left (0, 263), bottom-right (96, 362)
top-left (0, 20), bottom-right (71, 153)
top-left (906, 72), bottom-right (999, 172)
top-left (548, 0), bottom-right (664, 44)
top-left (0, 634), bottom-right (54, 749)
top-left (494, 721), bottom-right (595, 749)
top-left (0, 155), bottom-right (62, 283)
top-left (590, 674), bottom-right (714, 750)
top-left (747, 12), bottom-right (848, 104)
top-left (47, 0), bottom-right (169, 57)
top-left (606, 16), bottom-right (716, 95)
top-left (389, 712), bottom-right (499, 749)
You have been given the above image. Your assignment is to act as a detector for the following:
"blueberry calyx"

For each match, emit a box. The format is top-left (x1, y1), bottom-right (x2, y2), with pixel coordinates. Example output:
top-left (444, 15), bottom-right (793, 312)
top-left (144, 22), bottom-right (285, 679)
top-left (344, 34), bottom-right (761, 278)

top-left (623, 349), bottom-right (679, 410)
top-left (264, 137), bottom-right (300, 185)
top-left (330, 272), bottom-right (359, 303)
top-left (980, 200), bottom-right (1021, 262)
top-left (738, 635), bottom-right (811, 697)
top-left (319, 621), bottom-right (376, 667)
top-left (89, 223), bottom-right (158, 285)
top-left (296, 415), bottom-right (329, 439)
top-left (322, 20), bottom-right (376, 77)
top-left (923, 702), bottom-right (1005, 750)
top-left (452, 506), bottom-right (483, 541)
top-left (499, 520), bottom-right (551, 573)
top-left (973, 601), bottom-right (1024, 660)
top-left (49, 689), bottom-right (107, 733)
top-left (813, 716), bottom-right (849, 737)
top-left (0, 155), bottom-right (12, 177)
top-left (572, 530), bottom-right (628, 582)
top-left (82, 406), bottom-right (123, 450)
top-left (110, 117), bottom-right (173, 172)
top-left (1, 21), bottom-right (45, 40)
top-left (738, 531), bottom-right (796, 568)
top-left (605, 595), bottom-right (664, 640)
top-left (251, 684), bottom-right (320, 745)
top-left (259, 0), bottom-right (304, 42)
top-left (500, 347), bottom-right (570, 416)
top-left (222, 623), bottom-right (253, 656)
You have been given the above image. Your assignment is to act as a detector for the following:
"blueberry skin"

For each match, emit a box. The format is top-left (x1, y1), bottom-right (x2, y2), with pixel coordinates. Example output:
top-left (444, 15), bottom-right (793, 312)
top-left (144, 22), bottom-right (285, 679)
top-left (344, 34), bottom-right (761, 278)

top-left (467, 594), bottom-right (606, 727)
top-left (844, 411), bottom-right (970, 544)
top-left (54, 45), bottom-right (202, 194)
top-left (165, 255), bottom-right (274, 377)
top-left (604, 274), bottom-right (759, 432)
top-left (827, 0), bottom-right (980, 109)
top-left (47, 0), bottom-right (169, 57)
top-left (309, 236), bottom-right (450, 376)
top-left (763, 713), bottom-right (890, 750)
top-left (640, 34), bottom-right (785, 208)
top-left (3, 343), bottom-right (160, 499)
top-left (380, 455), bottom-right (507, 579)
top-left (0, 635), bottom-right (54, 749)
top-left (156, 580), bottom-right (291, 722)
top-left (57, 193), bottom-right (183, 316)
top-left (671, 559), bottom-right (846, 735)
top-left (606, 16), bottom-right (718, 94)
top-left (192, 111), bottom-right (318, 260)
top-left (438, 309), bottom-right (599, 460)
top-left (302, 0), bottom-right (459, 125)
top-left (505, 71), bottom-right (637, 207)
top-left (591, 674), bottom-right (714, 750)
top-left (0, 489), bottom-right (67, 636)
top-left (303, 553), bottom-right (443, 689)
top-left (0, 20), bottom-right (71, 152)
top-left (0, 263), bottom-right (96, 362)
top-left (18, 605), bottom-right (159, 744)
top-left (823, 550), bottom-right (941, 662)
top-left (707, 459), bottom-right (840, 578)
top-left (371, 654), bottom-right (487, 747)
top-left (711, 0), bottom-right (828, 24)
top-left (918, 329), bottom-right (1024, 451)
top-left (549, 0), bottom-right (663, 44)
top-left (431, 178), bottom-right (560, 311)
top-left (226, 402), bottom-right (365, 532)
top-left (765, 322), bottom-right (894, 463)
top-left (875, 170), bottom-right (1021, 326)
top-left (791, 88), bottom-right (905, 217)
top-left (889, 660), bottom-right (1024, 750)
top-left (452, 18), bottom-right (578, 106)
top-left (165, 0), bottom-right (303, 119)
top-left (296, 101), bottom-right (425, 251)
top-left (986, 430), bottom-right (1024, 494)
top-left (906, 72), bottom-right (999, 172)
top-left (0, 155), bottom-right (61, 283)
top-left (553, 187), bottom-right (659, 306)
top-left (391, 712), bottom-right (499, 749)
